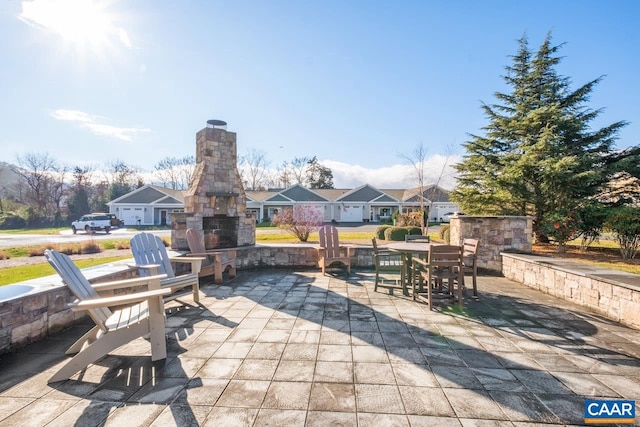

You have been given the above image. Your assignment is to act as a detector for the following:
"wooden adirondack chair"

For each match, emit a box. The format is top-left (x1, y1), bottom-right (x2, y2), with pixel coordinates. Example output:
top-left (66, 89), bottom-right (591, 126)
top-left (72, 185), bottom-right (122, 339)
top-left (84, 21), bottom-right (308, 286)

top-left (129, 232), bottom-right (204, 303)
top-left (185, 228), bottom-right (237, 284)
top-left (44, 249), bottom-right (170, 383)
top-left (317, 225), bottom-right (355, 275)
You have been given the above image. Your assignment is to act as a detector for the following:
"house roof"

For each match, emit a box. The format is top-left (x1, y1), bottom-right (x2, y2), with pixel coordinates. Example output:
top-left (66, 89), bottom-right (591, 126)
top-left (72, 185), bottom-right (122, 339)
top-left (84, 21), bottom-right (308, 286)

top-left (108, 184), bottom-right (185, 205)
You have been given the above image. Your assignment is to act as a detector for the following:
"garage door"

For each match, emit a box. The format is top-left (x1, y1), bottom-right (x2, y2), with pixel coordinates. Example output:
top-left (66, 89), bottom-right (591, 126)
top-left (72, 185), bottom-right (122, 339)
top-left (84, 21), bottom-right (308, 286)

top-left (121, 207), bottom-right (144, 225)
top-left (340, 204), bottom-right (363, 222)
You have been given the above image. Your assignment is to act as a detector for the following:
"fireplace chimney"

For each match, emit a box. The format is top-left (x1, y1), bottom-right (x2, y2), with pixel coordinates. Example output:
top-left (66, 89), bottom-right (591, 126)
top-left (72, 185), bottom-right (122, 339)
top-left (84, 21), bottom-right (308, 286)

top-left (171, 121), bottom-right (256, 250)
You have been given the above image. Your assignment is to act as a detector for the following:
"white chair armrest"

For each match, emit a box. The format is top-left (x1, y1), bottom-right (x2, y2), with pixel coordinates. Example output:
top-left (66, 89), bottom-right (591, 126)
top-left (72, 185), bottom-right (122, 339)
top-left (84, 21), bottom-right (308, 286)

top-left (92, 274), bottom-right (167, 291)
top-left (68, 288), bottom-right (171, 310)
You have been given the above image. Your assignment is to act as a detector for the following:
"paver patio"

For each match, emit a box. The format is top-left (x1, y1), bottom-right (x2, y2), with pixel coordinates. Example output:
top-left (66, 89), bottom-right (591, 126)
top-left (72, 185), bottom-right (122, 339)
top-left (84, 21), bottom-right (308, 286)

top-left (0, 268), bottom-right (639, 426)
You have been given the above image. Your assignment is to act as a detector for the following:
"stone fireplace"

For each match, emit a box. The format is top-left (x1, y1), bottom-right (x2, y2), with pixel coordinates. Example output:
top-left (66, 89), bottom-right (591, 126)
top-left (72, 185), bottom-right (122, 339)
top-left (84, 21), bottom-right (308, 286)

top-left (171, 120), bottom-right (256, 251)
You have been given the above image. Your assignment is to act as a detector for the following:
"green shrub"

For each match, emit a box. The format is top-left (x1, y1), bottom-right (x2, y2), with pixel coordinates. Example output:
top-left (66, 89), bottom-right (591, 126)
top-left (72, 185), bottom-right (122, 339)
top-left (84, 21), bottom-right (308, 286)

top-left (439, 224), bottom-right (451, 243)
top-left (405, 226), bottom-right (421, 236)
top-left (606, 206), bottom-right (640, 259)
top-left (375, 225), bottom-right (392, 240)
top-left (384, 226), bottom-right (409, 241)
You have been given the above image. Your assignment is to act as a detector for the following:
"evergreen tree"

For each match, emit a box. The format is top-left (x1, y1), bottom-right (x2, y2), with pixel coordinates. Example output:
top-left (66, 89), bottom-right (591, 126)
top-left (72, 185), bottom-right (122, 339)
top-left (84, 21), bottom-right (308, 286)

top-left (452, 33), bottom-right (631, 240)
top-left (306, 156), bottom-right (334, 189)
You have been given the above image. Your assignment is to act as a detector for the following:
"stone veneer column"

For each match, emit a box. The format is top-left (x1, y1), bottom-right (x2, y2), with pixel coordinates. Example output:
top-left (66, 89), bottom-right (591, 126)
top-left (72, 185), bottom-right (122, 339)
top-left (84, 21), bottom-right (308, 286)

top-left (449, 216), bottom-right (533, 272)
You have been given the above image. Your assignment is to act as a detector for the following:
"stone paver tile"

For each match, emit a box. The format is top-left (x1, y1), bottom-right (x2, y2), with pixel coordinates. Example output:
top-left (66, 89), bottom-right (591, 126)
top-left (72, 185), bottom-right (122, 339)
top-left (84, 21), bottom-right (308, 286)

top-left (255, 329), bottom-right (291, 343)
top-left (288, 330), bottom-right (321, 344)
top-left (202, 407), bottom-right (258, 427)
top-left (273, 360), bottom-right (316, 382)
top-left (443, 388), bottom-right (506, 419)
top-left (387, 347), bottom-right (428, 365)
top-left (320, 330), bottom-right (352, 345)
top-left (212, 342), bottom-right (253, 358)
top-left (265, 318), bottom-right (296, 330)
top-left (534, 392), bottom-right (590, 425)
top-left (282, 343), bottom-right (319, 361)
top-left (431, 365), bottom-right (484, 389)
top-left (407, 415), bottom-right (464, 426)
top-left (456, 350), bottom-right (503, 369)
top-left (357, 412), bottom-right (410, 426)
top-left (355, 383), bottom-right (404, 414)
top-left (377, 321), bottom-right (411, 334)
top-left (246, 343), bottom-right (286, 360)
top-left (509, 369), bottom-right (572, 394)
top-left (392, 363), bottom-right (439, 387)
top-left (128, 377), bottom-right (188, 403)
top-left (148, 404), bottom-right (212, 426)
top-left (308, 383), bottom-right (356, 412)
top-left (592, 374), bottom-right (640, 399)
top-left (527, 354), bottom-right (582, 372)
top-left (174, 378), bottom-right (228, 405)
top-left (314, 361), bottom-right (353, 383)
top-left (352, 345), bottom-right (389, 363)
top-left (262, 381), bottom-right (311, 409)
top-left (421, 347), bottom-right (464, 367)
top-left (253, 408), bottom-right (307, 426)
top-left (45, 400), bottom-right (118, 427)
top-left (476, 337), bottom-right (522, 353)
top-left (226, 328), bottom-right (262, 343)
top-left (102, 402), bottom-right (166, 426)
top-left (551, 371), bottom-right (619, 396)
top-left (198, 358), bottom-right (243, 379)
top-left (354, 362), bottom-right (396, 385)
top-left (489, 391), bottom-right (561, 423)
top-left (495, 352), bottom-right (542, 370)
top-left (234, 359), bottom-right (279, 380)
top-left (215, 380), bottom-right (270, 408)
top-left (0, 397), bottom-right (34, 422)
top-left (458, 419), bottom-right (514, 426)
top-left (351, 331), bottom-right (384, 346)
top-left (0, 398), bottom-right (78, 426)
top-left (157, 356), bottom-right (207, 378)
top-left (399, 385), bottom-right (455, 416)
top-left (349, 320), bottom-right (379, 333)
top-left (382, 333), bottom-right (417, 348)
top-left (471, 368), bottom-right (526, 392)
top-left (317, 345), bottom-right (352, 362)
top-left (305, 410), bottom-right (356, 426)
top-left (2, 370), bottom-right (59, 398)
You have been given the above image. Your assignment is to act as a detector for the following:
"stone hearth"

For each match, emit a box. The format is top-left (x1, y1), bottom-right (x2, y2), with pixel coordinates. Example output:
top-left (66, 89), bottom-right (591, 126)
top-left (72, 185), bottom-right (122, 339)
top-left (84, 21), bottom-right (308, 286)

top-left (171, 121), bottom-right (256, 250)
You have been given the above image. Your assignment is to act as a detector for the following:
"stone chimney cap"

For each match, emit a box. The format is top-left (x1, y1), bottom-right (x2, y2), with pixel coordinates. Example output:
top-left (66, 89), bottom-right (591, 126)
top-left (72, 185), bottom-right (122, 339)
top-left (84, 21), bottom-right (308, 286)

top-left (207, 119), bottom-right (227, 128)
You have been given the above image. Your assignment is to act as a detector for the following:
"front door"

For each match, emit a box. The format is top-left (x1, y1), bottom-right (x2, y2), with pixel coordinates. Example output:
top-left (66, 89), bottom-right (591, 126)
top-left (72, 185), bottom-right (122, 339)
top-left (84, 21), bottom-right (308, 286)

top-left (160, 210), bottom-right (167, 226)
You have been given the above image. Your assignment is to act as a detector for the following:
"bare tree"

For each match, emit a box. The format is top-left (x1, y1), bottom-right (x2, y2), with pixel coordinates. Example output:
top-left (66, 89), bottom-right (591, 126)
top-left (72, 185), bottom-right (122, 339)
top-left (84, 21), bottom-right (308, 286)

top-left (239, 149), bottom-right (270, 190)
top-left (12, 152), bottom-right (60, 218)
top-left (399, 144), bottom-right (453, 235)
top-left (154, 156), bottom-right (195, 190)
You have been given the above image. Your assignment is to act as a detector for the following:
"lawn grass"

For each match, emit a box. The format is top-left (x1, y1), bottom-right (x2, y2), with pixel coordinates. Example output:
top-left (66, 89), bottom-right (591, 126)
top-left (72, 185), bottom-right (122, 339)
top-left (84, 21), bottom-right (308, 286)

top-left (0, 256), bottom-right (132, 286)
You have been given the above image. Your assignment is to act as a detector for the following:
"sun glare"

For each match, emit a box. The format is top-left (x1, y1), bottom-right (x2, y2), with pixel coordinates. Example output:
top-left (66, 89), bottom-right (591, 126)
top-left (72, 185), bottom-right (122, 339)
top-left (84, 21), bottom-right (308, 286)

top-left (20, 0), bottom-right (130, 52)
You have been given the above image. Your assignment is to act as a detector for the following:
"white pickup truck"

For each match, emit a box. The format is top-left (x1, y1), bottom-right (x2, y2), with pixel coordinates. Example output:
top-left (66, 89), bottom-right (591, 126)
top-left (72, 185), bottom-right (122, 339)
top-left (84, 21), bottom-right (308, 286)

top-left (71, 214), bottom-right (111, 234)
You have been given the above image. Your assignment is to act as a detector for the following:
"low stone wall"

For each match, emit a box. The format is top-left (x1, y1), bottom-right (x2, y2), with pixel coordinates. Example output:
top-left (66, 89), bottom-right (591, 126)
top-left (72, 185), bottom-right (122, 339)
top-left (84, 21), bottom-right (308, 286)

top-left (450, 216), bottom-right (533, 272)
top-left (502, 252), bottom-right (640, 329)
top-left (0, 244), bottom-right (377, 354)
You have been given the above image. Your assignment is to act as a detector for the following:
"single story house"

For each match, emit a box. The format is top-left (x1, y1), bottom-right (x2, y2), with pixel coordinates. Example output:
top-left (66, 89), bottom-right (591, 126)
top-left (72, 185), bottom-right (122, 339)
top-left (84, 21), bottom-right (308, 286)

top-left (108, 183), bottom-right (459, 226)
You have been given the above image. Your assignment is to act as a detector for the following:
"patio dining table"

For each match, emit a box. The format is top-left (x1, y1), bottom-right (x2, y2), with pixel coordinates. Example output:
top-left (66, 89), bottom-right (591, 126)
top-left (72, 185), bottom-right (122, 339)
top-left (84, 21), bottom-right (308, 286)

top-left (386, 241), bottom-right (440, 296)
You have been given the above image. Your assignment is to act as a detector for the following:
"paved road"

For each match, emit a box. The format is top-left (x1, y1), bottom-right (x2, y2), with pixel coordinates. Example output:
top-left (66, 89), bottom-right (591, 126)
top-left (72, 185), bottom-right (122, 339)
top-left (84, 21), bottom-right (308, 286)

top-left (0, 223), bottom-right (441, 248)
top-left (0, 228), bottom-right (170, 248)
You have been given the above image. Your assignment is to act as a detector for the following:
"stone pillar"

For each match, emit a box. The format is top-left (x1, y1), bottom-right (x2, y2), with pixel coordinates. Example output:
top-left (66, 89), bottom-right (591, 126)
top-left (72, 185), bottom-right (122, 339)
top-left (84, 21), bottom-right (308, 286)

top-left (449, 216), bottom-right (533, 272)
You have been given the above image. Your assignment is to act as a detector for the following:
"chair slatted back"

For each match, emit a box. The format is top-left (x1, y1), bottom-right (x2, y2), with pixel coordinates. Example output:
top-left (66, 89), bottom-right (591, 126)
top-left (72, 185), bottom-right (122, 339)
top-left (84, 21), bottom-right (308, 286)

top-left (319, 225), bottom-right (342, 259)
top-left (186, 228), bottom-right (213, 268)
top-left (130, 232), bottom-right (176, 278)
top-left (44, 249), bottom-right (112, 331)
top-left (463, 238), bottom-right (479, 264)
top-left (428, 244), bottom-right (463, 278)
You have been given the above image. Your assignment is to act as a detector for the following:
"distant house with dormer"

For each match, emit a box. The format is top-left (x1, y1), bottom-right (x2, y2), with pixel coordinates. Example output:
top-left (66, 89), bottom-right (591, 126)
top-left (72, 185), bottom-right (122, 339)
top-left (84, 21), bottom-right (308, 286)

top-left (108, 183), bottom-right (458, 226)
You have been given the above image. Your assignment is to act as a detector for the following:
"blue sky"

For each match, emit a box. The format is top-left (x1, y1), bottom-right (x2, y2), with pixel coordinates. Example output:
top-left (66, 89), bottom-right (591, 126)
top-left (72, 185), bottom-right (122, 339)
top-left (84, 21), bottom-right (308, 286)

top-left (1, 1), bottom-right (638, 189)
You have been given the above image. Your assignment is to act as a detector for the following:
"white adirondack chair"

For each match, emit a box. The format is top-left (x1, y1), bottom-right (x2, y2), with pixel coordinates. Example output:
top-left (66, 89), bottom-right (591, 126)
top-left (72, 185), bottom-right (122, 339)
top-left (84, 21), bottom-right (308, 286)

top-left (129, 232), bottom-right (204, 303)
top-left (44, 249), bottom-right (170, 383)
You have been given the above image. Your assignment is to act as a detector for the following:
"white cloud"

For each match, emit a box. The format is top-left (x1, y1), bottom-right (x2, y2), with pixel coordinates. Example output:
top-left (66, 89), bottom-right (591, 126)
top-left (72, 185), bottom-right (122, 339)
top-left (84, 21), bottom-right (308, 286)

top-left (323, 154), bottom-right (461, 190)
top-left (50, 109), bottom-right (149, 141)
